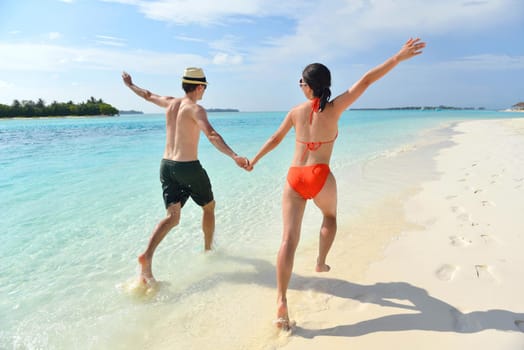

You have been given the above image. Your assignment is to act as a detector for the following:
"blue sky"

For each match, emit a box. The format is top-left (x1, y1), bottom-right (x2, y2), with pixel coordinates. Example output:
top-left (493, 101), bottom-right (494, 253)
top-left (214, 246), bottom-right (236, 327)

top-left (0, 0), bottom-right (523, 112)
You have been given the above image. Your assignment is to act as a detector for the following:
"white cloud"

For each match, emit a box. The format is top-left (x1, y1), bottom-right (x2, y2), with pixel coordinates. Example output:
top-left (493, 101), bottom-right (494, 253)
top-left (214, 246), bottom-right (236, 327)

top-left (103, 0), bottom-right (523, 68)
top-left (0, 43), bottom-right (209, 74)
top-left (48, 32), bottom-right (62, 40)
top-left (247, 0), bottom-right (523, 66)
top-left (103, 0), bottom-right (522, 33)
top-left (102, 0), bottom-right (307, 25)
top-left (209, 35), bottom-right (241, 53)
top-left (0, 80), bottom-right (13, 89)
top-left (212, 53), bottom-right (243, 65)
top-left (439, 54), bottom-right (524, 70)
top-left (175, 35), bottom-right (205, 43)
top-left (208, 35), bottom-right (244, 65)
top-left (96, 35), bottom-right (124, 41)
top-left (95, 35), bottom-right (127, 47)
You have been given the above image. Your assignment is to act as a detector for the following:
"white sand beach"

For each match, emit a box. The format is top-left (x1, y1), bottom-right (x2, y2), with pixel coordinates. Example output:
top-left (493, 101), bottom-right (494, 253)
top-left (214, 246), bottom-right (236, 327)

top-left (276, 118), bottom-right (524, 349)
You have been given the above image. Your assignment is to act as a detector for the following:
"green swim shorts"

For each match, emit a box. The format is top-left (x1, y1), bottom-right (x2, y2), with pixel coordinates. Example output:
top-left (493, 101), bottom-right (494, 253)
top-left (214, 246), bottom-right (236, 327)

top-left (159, 159), bottom-right (214, 208)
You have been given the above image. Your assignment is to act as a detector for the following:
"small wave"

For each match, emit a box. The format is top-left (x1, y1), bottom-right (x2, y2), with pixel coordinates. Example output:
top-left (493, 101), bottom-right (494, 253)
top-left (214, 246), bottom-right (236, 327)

top-left (116, 277), bottom-right (160, 300)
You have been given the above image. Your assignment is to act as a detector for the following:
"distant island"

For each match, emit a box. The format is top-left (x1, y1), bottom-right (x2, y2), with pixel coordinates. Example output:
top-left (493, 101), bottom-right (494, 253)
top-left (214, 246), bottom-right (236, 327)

top-left (206, 108), bottom-right (239, 112)
top-left (119, 110), bottom-right (144, 115)
top-left (506, 102), bottom-right (524, 112)
top-left (350, 105), bottom-right (485, 111)
top-left (0, 97), bottom-right (118, 118)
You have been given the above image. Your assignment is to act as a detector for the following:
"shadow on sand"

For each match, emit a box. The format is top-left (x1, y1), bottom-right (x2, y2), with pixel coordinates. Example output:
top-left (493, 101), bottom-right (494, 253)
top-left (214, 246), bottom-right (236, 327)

top-left (149, 256), bottom-right (524, 338)
top-left (153, 254), bottom-right (524, 337)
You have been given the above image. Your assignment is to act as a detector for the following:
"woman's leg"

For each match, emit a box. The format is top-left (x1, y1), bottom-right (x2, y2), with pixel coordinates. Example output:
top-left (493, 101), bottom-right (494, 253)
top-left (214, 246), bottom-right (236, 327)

top-left (313, 173), bottom-right (337, 272)
top-left (276, 183), bottom-right (307, 329)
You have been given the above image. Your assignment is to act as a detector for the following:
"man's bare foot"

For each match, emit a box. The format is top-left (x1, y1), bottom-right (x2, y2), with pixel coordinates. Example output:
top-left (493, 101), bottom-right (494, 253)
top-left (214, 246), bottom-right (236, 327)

top-left (274, 298), bottom-right (292, 331)
top-left (138, 253), bottom-right (155, 284)
top-left (315, 262), bottom-right (331, 272)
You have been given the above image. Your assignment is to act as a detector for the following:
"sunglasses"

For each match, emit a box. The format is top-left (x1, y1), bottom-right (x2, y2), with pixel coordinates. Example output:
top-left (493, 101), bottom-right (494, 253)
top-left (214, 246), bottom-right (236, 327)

top-left (299, 78), bottom-right (308, 87)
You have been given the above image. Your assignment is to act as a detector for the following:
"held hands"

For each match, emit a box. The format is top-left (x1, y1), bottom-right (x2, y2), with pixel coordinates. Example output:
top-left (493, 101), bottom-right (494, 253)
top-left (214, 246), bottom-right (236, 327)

top-left (245, 159), bottom-right (255, 172)
top-left (233, 155), bottom-right (251, 171)
top-left (395, 38), bottom-right (426, 62)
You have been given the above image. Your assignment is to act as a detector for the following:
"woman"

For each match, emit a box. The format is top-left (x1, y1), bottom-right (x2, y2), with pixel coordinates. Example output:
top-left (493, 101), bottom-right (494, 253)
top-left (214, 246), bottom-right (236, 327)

top-left (247, 38), bottom-right (426, 330)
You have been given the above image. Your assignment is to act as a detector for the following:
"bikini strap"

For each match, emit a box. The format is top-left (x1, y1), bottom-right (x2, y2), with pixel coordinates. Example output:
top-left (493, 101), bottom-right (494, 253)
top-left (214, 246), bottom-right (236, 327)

top-left (296, 131), bottom-right (338, 161)
top-left (300, 99), bottom-right (335, 161)
top-left (309, 98), bottom-right (320, 124)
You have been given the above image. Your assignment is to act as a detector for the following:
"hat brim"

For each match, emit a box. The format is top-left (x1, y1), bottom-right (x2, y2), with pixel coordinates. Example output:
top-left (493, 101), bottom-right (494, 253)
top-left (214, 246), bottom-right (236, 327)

top-left (181, 78), bottom-right (208, 85)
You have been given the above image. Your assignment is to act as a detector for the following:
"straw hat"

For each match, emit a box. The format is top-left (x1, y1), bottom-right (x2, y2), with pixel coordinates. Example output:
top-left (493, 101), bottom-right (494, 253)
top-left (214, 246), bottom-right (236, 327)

top-left (181, 67), bottom-right (208, 85)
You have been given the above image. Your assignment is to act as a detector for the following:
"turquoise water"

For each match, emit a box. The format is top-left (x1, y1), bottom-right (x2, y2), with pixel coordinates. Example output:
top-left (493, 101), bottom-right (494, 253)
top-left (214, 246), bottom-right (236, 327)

top-left (0, 110), bottom-right (517, 348)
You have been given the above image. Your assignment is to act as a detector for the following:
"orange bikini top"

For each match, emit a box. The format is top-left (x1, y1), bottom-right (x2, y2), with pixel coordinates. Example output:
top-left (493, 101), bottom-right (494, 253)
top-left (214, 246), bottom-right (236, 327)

top-left (296, 98), bottom-right (338, 161)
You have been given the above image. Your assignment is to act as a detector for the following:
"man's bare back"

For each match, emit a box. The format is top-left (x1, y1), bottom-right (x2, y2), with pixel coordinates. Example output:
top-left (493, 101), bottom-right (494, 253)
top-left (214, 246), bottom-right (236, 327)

top-left (163, 97), bottom-right (204, 161)
top-left (121, 68), bottom-right (249, 284)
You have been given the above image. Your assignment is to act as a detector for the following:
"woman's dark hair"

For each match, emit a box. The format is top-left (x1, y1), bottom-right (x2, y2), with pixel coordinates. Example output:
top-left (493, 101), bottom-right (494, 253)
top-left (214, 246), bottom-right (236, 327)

top-left (302, 63), bottom-right (332, 111)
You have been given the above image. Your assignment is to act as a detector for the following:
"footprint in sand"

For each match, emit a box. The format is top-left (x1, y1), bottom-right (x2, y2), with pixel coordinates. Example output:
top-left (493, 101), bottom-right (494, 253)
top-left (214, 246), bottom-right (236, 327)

top-left (451, 205), bottom-right (466, 214)
top-left (303, 289), bottom-right (331, 312)
top-left (481, 200), bottom-right (495, 207)
top-left (480, 234), bottom-right (494, 244)
top-left (515, 320), bottom-right (524, 332)
top-left (446, 195), bottom-right (458, 200)
top-left (436, 264), bottom-right (458, 281)
top-left (473, 189), bottom-right (483, 194)
top-left (474, 264), bottom-right (497, 281)
top-left (449, 236), bottom-right (472, 247)
top-left (456, 212), bottom-right (472, 222)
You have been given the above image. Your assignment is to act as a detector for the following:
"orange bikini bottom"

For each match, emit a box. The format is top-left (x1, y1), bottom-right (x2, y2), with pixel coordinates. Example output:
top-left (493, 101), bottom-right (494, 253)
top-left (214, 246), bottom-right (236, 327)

top-left (287, 164), bottom-right (330, 200)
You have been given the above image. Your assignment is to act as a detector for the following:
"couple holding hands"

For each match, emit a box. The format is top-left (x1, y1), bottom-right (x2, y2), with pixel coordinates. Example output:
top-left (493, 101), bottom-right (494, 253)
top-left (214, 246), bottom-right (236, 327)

top-left (122, 37), bottom-right (425, 330)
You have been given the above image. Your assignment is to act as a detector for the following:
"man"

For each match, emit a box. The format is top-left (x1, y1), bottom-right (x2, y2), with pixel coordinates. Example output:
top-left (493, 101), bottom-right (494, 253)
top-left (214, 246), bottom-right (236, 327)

top-left (122, 67), bottom-right (248, 284)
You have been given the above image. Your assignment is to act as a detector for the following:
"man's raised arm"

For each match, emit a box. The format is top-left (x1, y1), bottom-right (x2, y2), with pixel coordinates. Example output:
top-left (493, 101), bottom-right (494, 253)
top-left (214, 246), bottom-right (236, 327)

top-left (122, 71), bottom-right (174, 108)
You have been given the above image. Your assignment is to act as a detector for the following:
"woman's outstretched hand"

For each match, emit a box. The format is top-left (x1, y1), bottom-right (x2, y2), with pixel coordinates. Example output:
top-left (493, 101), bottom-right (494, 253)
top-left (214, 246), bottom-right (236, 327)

top-left (395, 38), bottom-right (426, 62)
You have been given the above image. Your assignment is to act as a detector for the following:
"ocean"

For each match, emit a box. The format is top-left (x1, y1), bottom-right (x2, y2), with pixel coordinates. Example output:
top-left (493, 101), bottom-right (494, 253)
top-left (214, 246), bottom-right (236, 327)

top-left (0, 109), bottom-right (517, 349)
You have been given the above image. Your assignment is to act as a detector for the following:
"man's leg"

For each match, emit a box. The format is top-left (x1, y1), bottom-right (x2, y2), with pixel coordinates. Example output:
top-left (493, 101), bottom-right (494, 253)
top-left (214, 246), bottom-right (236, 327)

top-left (138, 203), bottom-right (181, 282)
top-left (202, 200), bottom-right (215, 251)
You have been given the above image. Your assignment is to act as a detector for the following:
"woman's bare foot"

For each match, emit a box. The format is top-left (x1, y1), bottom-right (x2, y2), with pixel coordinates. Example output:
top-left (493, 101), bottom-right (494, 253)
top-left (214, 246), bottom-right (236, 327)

top-left (138, 253), bottom-right (155, 284)
top-left (274, 298), bottom-right (292, 331)
top-left (316, 258), bottom-right (331, 272)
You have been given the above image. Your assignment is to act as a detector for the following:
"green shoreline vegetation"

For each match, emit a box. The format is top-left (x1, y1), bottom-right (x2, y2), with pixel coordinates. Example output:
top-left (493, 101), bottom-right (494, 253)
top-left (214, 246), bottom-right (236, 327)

top-left (0, 97), bottom-right (118, 118)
